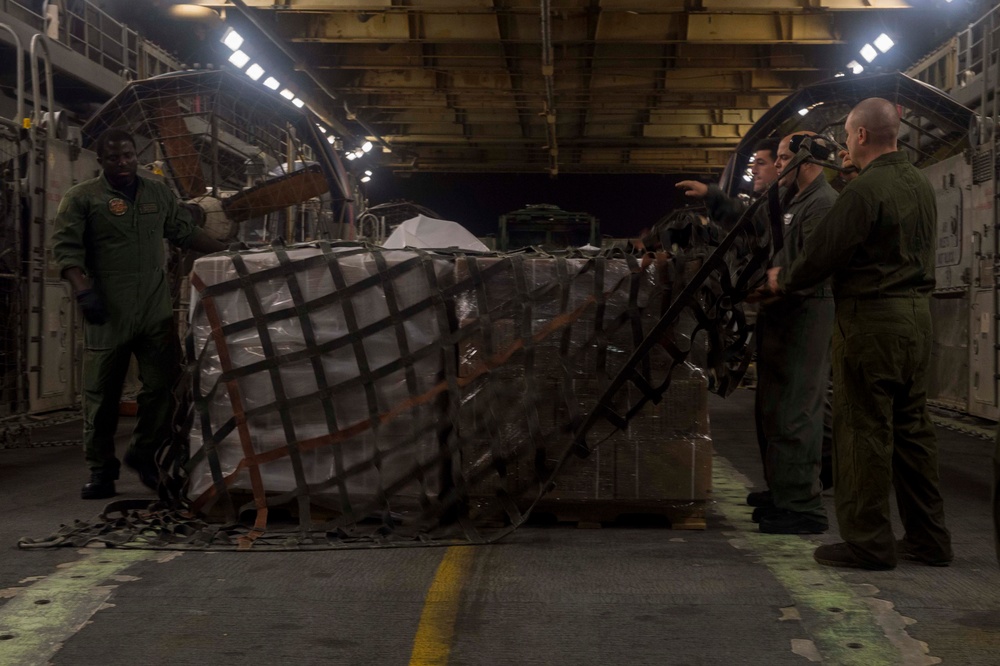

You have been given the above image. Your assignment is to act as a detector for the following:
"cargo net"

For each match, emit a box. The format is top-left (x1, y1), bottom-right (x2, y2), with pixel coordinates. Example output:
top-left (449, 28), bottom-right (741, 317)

top-left (23, 175), bottom-right (785, 551)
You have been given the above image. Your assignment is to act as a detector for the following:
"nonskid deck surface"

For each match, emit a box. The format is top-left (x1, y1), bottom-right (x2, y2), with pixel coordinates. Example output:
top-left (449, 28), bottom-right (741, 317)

top-left (1, 388), bottom-right (997, 666)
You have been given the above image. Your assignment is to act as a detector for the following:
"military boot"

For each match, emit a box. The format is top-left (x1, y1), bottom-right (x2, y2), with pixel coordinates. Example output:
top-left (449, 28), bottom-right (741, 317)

top-left (81, 470), bottom-right (116, 500)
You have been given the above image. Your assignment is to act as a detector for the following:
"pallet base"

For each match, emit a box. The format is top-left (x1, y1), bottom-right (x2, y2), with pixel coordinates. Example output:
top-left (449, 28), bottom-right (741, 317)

top-left (527, 499), bottom-right (707, 530)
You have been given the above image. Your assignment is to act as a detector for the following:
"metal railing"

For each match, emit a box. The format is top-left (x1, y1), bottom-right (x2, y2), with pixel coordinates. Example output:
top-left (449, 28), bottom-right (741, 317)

top-left (956, 3), bottom-right (1000, 83)
top-left (0, 0), bottom-right (183, 81)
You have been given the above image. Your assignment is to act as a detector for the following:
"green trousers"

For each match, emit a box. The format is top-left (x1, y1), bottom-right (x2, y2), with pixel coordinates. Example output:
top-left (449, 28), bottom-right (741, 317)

top-left (994, 425), bottom-right (1000, 567)
top-left (83, 314), bottom-right (179, 476)
top-left (755, 295), bottom-right (834, 521)
top-left (832, 297), bottom-right (952, 567)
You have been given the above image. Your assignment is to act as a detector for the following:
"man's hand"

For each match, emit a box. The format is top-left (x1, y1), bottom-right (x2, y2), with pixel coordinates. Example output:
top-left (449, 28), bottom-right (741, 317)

top-left (766, 266), bottom-right (783, 294)
top-left (75, 288), bottom-right (109, 325)
top-left (676, 180), bottom-right (709, 199)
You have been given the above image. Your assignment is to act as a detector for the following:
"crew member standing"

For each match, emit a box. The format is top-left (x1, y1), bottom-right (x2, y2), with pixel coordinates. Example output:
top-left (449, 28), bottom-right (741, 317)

top-left (767, 98), bottom-right (953, 569)
top-left (752, 131), bottom-right (838, 535)
top-left (52, 128), bottom-right (227, 499)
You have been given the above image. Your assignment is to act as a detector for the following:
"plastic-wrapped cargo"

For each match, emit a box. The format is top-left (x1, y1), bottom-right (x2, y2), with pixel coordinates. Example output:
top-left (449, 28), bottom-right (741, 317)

top-left (186, 242), bottom-right (716, 535)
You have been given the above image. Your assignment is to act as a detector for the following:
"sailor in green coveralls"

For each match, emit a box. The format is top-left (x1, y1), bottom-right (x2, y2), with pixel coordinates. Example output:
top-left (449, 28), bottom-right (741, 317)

top-left (52, 128), bottom-right (227, 499)
top-left (750, 131), bottom-right (838, 535)
top-left (767, 98), bottom-right (953, 570)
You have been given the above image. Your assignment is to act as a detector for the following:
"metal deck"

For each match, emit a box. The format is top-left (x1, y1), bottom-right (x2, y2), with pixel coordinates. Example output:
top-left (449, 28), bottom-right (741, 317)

top-left (1, 388), bottom-right (998, 665)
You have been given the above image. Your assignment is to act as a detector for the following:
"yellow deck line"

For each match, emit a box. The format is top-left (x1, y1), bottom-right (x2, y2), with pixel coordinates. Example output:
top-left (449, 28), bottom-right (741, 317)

top-left (408, 546), bottom-right (476, 666)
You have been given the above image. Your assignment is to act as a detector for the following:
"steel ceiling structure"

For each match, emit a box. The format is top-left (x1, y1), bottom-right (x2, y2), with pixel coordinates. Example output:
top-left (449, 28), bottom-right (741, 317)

top-left (193, 1), bottom-right (958, 175)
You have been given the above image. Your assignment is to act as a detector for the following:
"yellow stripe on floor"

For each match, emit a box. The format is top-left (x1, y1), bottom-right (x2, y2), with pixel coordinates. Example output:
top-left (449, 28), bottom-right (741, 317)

top-left (0, 549), bottom-right (158, 666)
top-left (409, 546), bottom-right (475, 666)
top-left (713, 455), bottom-right (941, 666)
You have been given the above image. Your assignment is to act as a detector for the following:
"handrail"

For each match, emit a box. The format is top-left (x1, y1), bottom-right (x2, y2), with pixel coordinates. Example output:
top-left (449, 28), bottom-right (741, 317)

top-left (0, 22), bottom-right (24, 127)
top-left (29, 32), bottom-right (54, 140)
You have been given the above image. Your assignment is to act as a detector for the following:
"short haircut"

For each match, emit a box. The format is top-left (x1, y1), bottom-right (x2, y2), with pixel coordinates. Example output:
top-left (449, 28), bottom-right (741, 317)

top-left (93, 128), bottom-right (135, 157)
top-left (850, 98), bottom-right (900, 148)
top-left (753, 137), bottom-right (780, 161)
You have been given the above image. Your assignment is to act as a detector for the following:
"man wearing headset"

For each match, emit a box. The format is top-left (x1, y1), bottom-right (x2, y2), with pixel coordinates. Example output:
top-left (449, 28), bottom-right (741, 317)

top-left (744, 130), bottom-right (839, 534)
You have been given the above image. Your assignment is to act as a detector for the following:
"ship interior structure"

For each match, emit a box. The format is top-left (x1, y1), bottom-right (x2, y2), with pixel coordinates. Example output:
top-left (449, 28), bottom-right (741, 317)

top-left (1, 1), bottom-right (999, 664)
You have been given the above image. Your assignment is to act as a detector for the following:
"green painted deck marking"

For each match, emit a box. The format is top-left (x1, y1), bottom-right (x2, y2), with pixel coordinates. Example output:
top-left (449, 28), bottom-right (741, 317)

top-left (0, 550), bottom-right (157, 665)
top-left (713, 455), bottom-right (940, 666)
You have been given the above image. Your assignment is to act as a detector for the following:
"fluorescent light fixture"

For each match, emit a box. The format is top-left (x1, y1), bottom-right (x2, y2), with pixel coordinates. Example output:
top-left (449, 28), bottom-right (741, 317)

top-left (364, 170), bottom-right (372, 176)
top-left (834, 72), bottom-right (845, 78)
top-left (361, 141), bottom-right (373, 153)
top-left (263, 77), bottom-right (280, 90)
top-left (742, 172), bottom-right (753, 182)
top-left (222, 28), bottom-right (243, 51)
top-left (228, 50), bottom-right (250, 68)
top-left (874, 33), bottom-right (894, 53)
top-left (346, 152), bottom-right (357, 160)
top-left (291, 98), bottom-right (305, 108)
top-left (327, 135), bottom-right (336, 144)
top-left (245, 63), bottom-right (265, 81)
top-left (860, 43), bottom-right (878, 63)
top-left (317, 125), bottom-right (327, 133)
top-left (847, 60), bottom-right (864, 75)
top-left (354, 149), bottom-right (364, 158)
top-left (360, 176), bottom-right (371, 183)
top-left (798, 108), bottom-right (809, 116)
top-left (280, 89), bottom-right (295, 100)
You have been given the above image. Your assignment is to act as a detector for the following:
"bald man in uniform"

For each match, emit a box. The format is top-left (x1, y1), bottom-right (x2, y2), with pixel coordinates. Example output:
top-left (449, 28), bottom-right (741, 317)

top-left (767, 98), bottom-right (953, 570)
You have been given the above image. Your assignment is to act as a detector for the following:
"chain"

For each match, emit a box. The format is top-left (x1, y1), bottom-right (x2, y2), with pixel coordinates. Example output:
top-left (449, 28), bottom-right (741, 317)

top-left (927, 403), bottom-right (996, 442)
top-left (0, 411), bottom-right (83, 450)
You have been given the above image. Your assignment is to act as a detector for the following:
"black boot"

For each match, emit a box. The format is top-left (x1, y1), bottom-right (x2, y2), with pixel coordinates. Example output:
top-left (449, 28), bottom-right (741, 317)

top-left (81, 471), bottom-right (116, 500)
top-left (123, 450), bottom-right (160, 492)
top-left (759, 509), bottom-right (828, 534)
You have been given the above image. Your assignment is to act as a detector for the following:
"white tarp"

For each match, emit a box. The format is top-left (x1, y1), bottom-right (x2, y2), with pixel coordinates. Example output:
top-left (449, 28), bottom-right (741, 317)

top-left (382, 214), bottom-right (489, 252)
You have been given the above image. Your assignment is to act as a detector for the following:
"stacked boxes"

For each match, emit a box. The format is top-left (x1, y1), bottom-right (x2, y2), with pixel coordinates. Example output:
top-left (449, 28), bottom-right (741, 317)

top-left (186, 245), bottom-right (712, 524)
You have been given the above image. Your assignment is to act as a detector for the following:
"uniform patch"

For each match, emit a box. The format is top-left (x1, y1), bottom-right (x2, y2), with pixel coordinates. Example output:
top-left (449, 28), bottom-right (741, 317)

top-left (783, 213), bottom-right (794, 226)
top-left (108, 198), bottom-right (128, 216)
top-left (138, 202), bottom-right (158, 214)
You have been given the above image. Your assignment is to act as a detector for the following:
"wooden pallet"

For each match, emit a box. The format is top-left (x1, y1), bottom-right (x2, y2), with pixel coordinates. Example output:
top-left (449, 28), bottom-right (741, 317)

top-left (526, 499), bottom-right (707, 530)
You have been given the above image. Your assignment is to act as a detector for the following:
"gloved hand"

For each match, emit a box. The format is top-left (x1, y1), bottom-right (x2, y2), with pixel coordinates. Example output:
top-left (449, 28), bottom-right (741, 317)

top-left (75, 288), bottom-right (109, 325)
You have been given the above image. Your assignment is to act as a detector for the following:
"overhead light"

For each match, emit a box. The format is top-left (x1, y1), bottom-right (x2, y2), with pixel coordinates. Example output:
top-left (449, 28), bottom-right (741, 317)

top-left (742, 172), bottom-right (753, 183)
top-left (361, 141), bottom-right (373, 153)
top-left (291, 98), bottom-right (305, 108)
top-left (263, 77), bottom-right (280, 90)
top-left (228, 50), bottom-right (250, 68)
top-left (222, 28), bottom-right (243, 51)
top-left (280, 89), bottom-right (295, 100)
top-left (327, 135), bottom-right (336, 144)
top-left (245, 63), bottom-right (265, 80)
top-left (860, 43), bottom-right (878, 63)
top-left (847, 60), bottom-right (864, 74)
top-left (346, 152), bottom-right (357, 160)
top-left (317, 125), bottom-right (327, 133)
top-left (360, 176), bottom-right (371, 183)
top-left (834, 72), bottom-right (845, 78)
top-left (798, 108), bottom-right (809, 116)
top-left (364, 170), bottom-right (372, 176)
top-left (354, 148), bottom-right (364, 158)
top-left (874, 33), bottom-right (894, 53)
